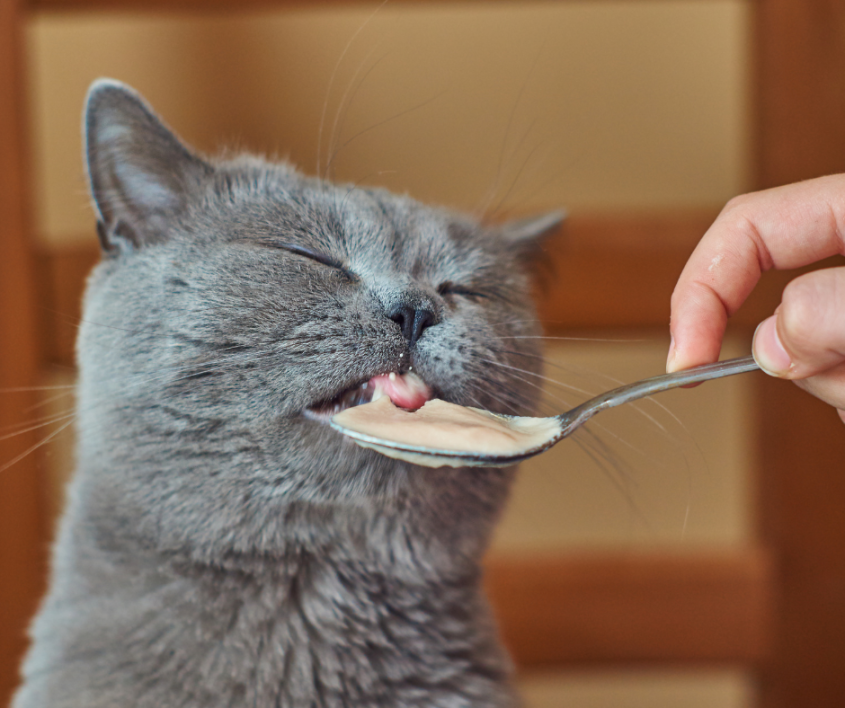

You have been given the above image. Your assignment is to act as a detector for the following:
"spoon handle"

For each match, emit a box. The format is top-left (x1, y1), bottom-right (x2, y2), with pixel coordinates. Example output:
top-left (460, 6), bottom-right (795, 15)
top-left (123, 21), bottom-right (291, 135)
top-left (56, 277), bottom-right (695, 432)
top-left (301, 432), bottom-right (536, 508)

top-left (560, 355), bottom-right (760, 429)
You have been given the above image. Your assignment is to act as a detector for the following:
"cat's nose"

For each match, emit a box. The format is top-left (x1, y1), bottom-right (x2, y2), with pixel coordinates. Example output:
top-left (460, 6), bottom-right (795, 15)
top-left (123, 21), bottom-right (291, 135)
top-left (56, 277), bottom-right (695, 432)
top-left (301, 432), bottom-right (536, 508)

top-left (389, 305), bottom-right (436, 348)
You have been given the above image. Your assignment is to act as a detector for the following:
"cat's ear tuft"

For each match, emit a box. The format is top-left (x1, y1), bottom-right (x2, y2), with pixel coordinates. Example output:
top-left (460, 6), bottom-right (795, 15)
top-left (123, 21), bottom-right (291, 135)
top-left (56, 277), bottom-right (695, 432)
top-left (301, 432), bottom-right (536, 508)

top-left (84, 79), bottom-right (212, 255)
top-left (498, 211), bottom-right (566, 246)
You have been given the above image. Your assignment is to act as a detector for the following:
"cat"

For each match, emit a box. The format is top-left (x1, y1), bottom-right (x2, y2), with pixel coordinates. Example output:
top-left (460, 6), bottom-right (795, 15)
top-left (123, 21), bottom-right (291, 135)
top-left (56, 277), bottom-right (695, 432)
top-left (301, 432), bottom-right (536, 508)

top-left (12, 79), bottom-right (562, 708)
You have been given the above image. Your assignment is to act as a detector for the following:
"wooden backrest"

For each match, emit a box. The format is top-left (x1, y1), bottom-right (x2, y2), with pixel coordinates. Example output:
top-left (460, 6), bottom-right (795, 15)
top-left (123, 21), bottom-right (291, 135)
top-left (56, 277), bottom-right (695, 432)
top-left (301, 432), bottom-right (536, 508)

top-left (3, 2), bottom-right (845, 707)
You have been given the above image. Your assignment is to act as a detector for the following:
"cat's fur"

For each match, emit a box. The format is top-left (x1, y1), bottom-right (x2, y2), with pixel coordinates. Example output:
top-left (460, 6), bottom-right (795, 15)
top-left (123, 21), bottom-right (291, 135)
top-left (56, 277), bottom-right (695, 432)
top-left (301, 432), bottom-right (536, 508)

top-left (13, 80), bottom-right (560, 708)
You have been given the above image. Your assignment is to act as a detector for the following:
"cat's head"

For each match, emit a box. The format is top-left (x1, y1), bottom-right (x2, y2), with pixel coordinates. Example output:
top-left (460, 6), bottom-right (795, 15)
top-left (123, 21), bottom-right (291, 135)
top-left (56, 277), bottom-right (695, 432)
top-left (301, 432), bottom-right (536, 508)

top-left (75, 79), bottom-right (562, 564)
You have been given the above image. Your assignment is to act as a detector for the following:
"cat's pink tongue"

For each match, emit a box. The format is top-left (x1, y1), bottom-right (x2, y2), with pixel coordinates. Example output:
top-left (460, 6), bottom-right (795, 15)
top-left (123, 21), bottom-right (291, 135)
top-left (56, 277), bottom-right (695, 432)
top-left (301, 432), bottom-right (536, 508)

top-left (369, 372), bottom-right (431, 411)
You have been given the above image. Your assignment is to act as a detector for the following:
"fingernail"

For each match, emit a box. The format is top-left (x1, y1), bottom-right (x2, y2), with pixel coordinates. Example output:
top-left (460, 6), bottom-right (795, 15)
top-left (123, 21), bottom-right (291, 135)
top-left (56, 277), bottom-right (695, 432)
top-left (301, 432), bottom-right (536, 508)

top-left (753, 316), bottom-right (792, 376)
top-left (666, 335), bottom-right (676, 373)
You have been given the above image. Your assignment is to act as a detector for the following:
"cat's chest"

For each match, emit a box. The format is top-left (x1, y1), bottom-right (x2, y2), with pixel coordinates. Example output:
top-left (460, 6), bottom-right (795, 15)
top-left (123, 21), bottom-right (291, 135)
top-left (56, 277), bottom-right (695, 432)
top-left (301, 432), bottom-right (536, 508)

top-left (108, 562), bottom-right (513, 708)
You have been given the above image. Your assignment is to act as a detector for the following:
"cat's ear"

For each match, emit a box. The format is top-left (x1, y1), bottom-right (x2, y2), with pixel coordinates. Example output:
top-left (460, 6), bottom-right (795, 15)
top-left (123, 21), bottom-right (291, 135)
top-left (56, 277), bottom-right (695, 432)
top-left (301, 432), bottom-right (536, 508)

top-left (497, 211), bottom-right (566, 247)
top-left (84, 79), bottom-right (212, 255)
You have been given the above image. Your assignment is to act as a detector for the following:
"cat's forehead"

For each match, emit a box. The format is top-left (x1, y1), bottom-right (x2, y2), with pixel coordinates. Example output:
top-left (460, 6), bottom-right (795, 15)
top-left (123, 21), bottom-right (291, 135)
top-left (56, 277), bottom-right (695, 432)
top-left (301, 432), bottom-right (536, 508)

top-left (211, 164), bottom-right (495, 274)
top-left (324, 187), bottom-right (496, 278)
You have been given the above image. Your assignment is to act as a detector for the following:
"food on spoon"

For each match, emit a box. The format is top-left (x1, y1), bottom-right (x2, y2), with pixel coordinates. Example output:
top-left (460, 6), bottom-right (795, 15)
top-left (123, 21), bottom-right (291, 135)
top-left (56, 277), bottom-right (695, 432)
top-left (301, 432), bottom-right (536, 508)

top-left (332, 396), bottom-right (562, 467)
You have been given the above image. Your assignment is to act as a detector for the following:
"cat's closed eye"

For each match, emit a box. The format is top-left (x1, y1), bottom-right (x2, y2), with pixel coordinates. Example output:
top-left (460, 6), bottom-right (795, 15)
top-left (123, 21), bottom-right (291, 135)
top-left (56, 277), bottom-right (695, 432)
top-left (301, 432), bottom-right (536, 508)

top-left (436, 281), bottom-right (489, 301)
top-left (259, 240), bottom-right (356, 280)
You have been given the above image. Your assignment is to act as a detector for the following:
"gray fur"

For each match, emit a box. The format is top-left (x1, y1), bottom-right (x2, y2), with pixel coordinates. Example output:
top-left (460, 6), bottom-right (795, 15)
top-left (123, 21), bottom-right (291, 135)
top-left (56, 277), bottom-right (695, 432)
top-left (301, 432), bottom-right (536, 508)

top-left (13, 80), bottom-right (560, 708)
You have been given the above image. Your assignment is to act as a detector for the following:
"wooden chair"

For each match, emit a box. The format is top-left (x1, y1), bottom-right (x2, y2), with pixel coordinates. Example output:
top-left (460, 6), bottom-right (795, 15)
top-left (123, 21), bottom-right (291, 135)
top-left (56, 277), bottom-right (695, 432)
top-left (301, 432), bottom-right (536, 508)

top-left (3, 2), bottom-right (845, 706)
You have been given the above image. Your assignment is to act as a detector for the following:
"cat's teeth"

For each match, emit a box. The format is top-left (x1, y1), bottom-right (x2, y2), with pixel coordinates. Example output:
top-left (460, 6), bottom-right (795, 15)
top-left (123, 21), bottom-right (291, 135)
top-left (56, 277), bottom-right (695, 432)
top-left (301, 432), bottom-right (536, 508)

top-left (307, 372), bottom-right (429, 421)
top-left (367, 372), bottom-right (430, 411)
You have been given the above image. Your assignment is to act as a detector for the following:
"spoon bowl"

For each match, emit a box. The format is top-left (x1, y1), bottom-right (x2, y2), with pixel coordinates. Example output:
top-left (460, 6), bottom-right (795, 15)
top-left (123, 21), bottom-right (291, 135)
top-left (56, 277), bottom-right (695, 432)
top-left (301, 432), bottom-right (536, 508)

top-left (331, 356), bottom-right (760, 468)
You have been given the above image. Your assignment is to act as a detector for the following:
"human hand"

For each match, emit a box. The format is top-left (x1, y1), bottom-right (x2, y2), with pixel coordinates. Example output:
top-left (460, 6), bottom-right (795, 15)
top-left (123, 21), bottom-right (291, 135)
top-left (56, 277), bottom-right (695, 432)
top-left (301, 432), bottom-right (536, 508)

top-left (667, 174), bottom-right (845, 423)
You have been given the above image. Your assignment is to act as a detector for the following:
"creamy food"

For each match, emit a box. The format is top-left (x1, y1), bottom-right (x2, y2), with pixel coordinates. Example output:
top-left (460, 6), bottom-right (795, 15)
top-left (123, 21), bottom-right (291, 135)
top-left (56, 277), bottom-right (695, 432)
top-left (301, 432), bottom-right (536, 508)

top-left (332, 396), bottom-right (562, 467)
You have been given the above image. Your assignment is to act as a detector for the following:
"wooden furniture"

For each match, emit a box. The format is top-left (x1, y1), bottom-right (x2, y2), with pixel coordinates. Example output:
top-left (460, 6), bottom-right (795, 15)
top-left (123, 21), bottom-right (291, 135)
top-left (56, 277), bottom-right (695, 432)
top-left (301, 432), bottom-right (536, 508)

top-left (3, 2), bottom-right (845, 706)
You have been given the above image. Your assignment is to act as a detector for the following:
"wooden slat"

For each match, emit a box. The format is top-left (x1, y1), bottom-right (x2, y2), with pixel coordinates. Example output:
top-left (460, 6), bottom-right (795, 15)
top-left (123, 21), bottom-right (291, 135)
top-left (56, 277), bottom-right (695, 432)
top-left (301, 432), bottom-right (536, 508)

top-left (0, 0), bottom-right (49, 704)
top-left (754, 1), bottom-right (845, 188)
top-left (28, 0), bottom-right (319, 8)
top-left (538, 211), bottom-right (845, 331)
top-left (26, 0), bottom-right (692, 13)
top-left (535, 210), bottom-right (713, 330)
top-left (753, 2), bottom-right (845, 707)
top-left (485, 550), bottom-right (774, 668)
top-left (756, 379), bottom-right (845, 708)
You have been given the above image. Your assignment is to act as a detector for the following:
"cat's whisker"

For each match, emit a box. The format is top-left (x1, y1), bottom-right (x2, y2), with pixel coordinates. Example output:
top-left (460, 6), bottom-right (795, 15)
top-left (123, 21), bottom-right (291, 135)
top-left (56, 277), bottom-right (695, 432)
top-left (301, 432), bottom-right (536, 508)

top-left (475, 117), bottom-right (539, 221)
top-left (501, 116), bottom-right (540, 178)
top-left (499, 348), bottom-right (636, 389)
top-left (570, 427), bottom-right (650, 529)
top-left (485, 136), bottom-right (552, 222)
top-left (465, 359), bottom-right (573, 417)
top-left (478, 356), bottom-right (595, 400)
top-left (576, 425), bottom-right (640, 492)
top-left (485, 316), bottom-right (544, 327)
top-left (458, 386), bottom-right (495, 414)
top-left (496, 348), bottom-right (698, 451)
top-left (584, 416), bottom-right (696, 541)
top-left (489, 348), bottom-right (681, 470)
top-left (0, 418), bottom-right (76, 476)
top-left (495, 334), bottom-right (646, 342)
top-left (325, 89), bottom-right (449, 178)
top-left (500, 353), bottom-right (628, 409)
top-left (0, 384), bottom-right (77, 393)
top-left (539, 354), bottom-right (696, 446)
top-left (316, 0), bottom-right (390, 178)
top-left (488, 350), bottom-right (697, 534)
top-left (327, 45), bottom-right (391, 180)
top-left (475, 356), bottom-right (702, 489)
top-left (489, 166), bottom-right (565, 224)
top-left (4, 348), bottom-right (277, 464)
top-left (21, 388), bottom-right (76, 414)
top-left (476, 38), bottom-right (546, 220)
top-left (0, 410), bottom-right (77, 441)
top-left (579, 415), bottom-right (665, 470)
top-left (460, 378), bottom-right (525, 418)
top-left (46, 312), bottom-right (142, 335)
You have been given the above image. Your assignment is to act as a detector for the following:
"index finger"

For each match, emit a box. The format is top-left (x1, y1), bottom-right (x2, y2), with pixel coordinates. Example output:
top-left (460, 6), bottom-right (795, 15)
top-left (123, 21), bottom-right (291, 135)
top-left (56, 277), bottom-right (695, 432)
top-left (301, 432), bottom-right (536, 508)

top-left (667, 175), bottom-right (845, 372)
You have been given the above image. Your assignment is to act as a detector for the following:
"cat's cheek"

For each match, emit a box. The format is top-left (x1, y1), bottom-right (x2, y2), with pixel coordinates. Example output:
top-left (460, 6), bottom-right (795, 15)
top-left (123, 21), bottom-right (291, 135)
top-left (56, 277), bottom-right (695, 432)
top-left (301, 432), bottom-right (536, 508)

top-left (411, 323), bottom-right (482, 400)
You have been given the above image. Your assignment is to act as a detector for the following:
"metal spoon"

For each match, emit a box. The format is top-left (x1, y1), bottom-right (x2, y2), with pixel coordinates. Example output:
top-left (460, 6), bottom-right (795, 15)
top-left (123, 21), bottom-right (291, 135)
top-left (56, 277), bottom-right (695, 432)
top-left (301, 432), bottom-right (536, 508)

top-left (331, 355), bottom-right (760, 468)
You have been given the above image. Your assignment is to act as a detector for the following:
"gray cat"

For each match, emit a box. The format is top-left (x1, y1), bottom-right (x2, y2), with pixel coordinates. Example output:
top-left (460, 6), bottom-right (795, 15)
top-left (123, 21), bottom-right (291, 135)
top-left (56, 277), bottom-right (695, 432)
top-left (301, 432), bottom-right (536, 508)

top-left (13, 80), bottom-right (561, 708)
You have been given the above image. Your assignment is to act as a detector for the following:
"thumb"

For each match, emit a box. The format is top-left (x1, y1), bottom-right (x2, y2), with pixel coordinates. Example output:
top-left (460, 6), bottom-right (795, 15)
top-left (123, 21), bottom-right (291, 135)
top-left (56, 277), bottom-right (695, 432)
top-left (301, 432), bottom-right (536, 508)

top-left (753, 267), bottom-right (845, 416)
top-left (753, 267), bottom-right (845, 380)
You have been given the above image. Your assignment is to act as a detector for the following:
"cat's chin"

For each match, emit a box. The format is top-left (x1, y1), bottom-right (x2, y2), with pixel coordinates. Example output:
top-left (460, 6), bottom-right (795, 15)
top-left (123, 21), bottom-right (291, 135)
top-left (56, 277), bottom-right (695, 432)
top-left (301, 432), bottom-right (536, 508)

top-left (304, 371), bottom-right (432, 423)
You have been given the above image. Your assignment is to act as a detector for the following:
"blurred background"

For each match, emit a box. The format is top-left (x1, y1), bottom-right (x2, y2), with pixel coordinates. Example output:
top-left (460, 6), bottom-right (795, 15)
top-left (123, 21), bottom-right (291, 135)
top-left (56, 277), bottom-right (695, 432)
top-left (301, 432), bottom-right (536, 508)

top-left (2, 1), bottom-right (845, 707)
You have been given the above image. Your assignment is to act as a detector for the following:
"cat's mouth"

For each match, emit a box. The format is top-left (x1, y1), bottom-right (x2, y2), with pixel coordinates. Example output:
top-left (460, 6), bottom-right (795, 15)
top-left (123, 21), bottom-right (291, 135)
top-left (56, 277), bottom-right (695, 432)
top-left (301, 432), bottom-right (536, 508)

top-left (305, 371), bottom-right (432, 422)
